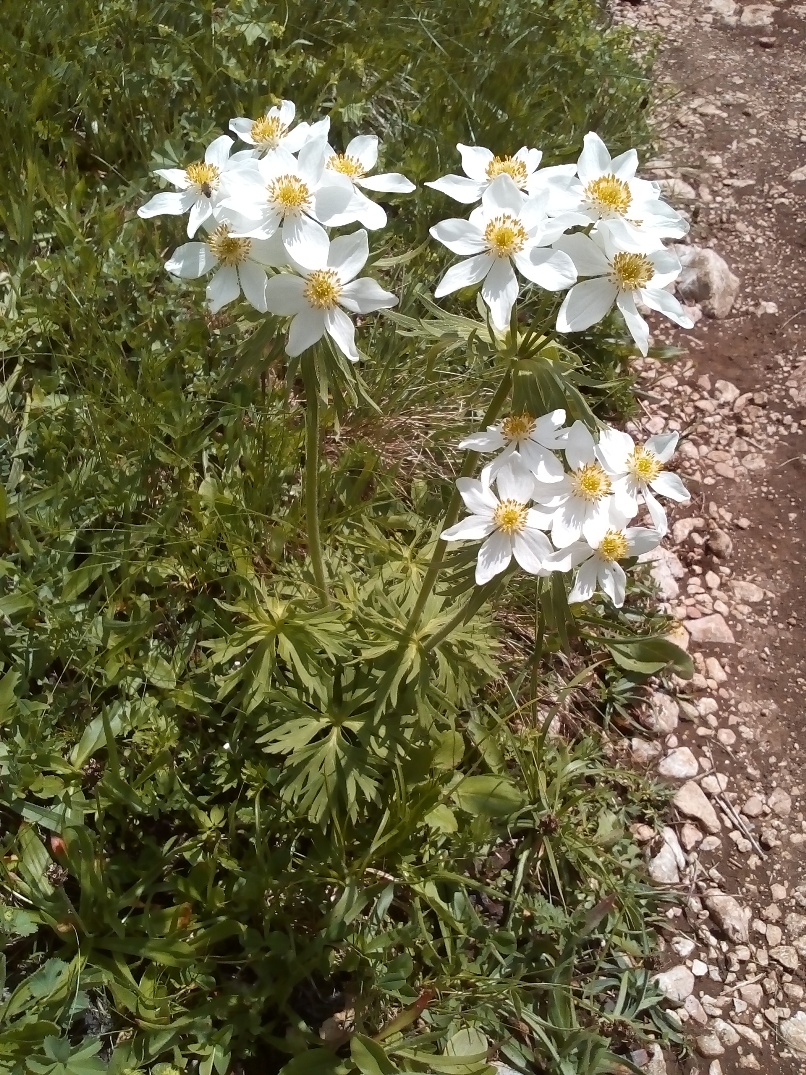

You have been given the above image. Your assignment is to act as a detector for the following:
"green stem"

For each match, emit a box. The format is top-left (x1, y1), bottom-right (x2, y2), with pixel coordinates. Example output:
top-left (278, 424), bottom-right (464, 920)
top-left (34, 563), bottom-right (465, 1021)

top-left (301, 352), bottom-right (331, 608)
top-left (405, 365), bottom-right (514, 635)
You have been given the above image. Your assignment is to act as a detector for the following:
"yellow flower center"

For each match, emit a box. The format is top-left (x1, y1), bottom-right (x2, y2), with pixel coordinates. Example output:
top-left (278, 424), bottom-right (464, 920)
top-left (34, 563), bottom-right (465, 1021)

top-left (207, 223), bottom-right (251, 267)
top-left (251, 114), bottom-right (288, 149)
top-left (500, 413), bottom-right (536, 442)
top-left (303, 269), bottom-right (342, 309)
top-left (185, 162), bottom-right (220, 196)
top-left (485, 155), bottom-right (528, 187)
top-left (610, 252), bottom-right (654, 292)
top-left (327, 153), bottom-right (365, 180)
top-left (627, 446), bottom-right (662, 483)
top-left (583, 173), bottom-right (632, 218)
top-left (267, 174), bottom-right (312, 216)
top-left (493, 498), bottom-right (529, 535)
top-left (598, 529), bottom-right (629, 561)
top-left (570, 462), bottom-right (612, 503)
top-left (484, 214), bottom-right (528, 258)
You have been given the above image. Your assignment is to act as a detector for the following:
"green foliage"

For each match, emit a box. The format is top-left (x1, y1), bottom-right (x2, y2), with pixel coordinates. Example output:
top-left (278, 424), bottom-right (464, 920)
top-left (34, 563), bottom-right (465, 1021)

top-left (0, 0), bottom-right (680, 1072)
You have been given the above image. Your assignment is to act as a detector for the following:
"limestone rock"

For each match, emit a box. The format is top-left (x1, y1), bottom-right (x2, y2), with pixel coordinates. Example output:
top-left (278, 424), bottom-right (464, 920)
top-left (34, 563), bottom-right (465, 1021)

top-left (705, 893), bottom-right (751, 942)
top-left (653, 964), bottom-right (696, 1002)
top-left (676, 246), bottom-right (740, 319)
top-left (686, 614), bottom-right (735, 645)
top-left (780, 1012), bottom-right (806, 1055)
top-left (706, 528), bottom-right (733, 560)
top-left (643, 692), bottom-right (680, 734)
top-left (729, 580), bottom-right (765, 603)
top-left (768, 787), bottom-right (792, 817)
top-left (696, 1033), bottom-right (725, 1058)
top-left (675, 782), bottom-right (721, 832)
top-left (659, 747), bottom-right (700, 780)
top-left (739, 3), bottom-right (775, 26)
top-left (639, 546), bottom-right (686, 600)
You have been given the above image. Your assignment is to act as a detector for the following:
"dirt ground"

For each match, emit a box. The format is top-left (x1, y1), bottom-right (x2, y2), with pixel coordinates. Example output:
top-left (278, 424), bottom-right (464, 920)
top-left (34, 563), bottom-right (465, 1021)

top-left (607, 0), bottom-right (806, 1071)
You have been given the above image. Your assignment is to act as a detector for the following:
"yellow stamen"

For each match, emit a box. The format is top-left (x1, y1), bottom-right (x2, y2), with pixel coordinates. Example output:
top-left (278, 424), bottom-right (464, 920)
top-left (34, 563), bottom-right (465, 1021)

top-left (207, 224), bottom-right (251, 267)
top-left (493, 499), bottom-right (529, 535)
top-left (251, 114), bottom-right (288, 149)
top-left (598, 529), bottom-right (629, 561)
top-left (485, 155), bottom-right (528, 187)
top-left (327, 154), bottom-right (365, 180)
top-left (484, 214), bottom-right (528, 258)
top-left (570, 463), bottom-right (611, 503)
top-left (303, 269), bottom-right (342, 309)
top-left (628, 446), bottom-right (662, 483)
top-left (583, 173), bottom-right (632, 218)
top-left (610, 252), bottom-right (654, 292)
top-left (501, 413), bottom-right (536, 442)
top-left (267, 174), bottom-right (311, 216)
top-left (185, 161), bottom-right (220, 196)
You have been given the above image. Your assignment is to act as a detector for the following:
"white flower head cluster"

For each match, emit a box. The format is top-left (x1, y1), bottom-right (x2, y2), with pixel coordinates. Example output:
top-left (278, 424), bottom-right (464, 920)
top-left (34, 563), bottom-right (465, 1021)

top-left (428, 132), bottom-right (694, 354)
top-left (442, 411), bottom-right (690, 605)
top-left (138, 99), bottom-right (413, 359)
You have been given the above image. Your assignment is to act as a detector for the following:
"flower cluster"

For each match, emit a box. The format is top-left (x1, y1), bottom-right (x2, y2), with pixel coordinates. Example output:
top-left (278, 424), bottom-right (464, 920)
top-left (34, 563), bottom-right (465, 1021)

top-left (442, 411), bottom-right (690, 605)
top-left (138, 100), bottom-right (412, 359)
top-left (428, 132), bottom-right (694, 354)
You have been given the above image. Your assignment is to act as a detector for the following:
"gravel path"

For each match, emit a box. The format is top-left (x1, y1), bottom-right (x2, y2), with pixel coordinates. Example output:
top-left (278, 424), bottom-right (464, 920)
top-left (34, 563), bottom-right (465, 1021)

top-left (606, 0), bottom-right (806, 1071)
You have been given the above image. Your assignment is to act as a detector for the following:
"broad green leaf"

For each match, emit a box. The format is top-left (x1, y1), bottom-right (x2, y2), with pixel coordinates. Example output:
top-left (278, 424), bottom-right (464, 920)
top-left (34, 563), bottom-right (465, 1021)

top-left (452, 775), bottom-right (525, 818)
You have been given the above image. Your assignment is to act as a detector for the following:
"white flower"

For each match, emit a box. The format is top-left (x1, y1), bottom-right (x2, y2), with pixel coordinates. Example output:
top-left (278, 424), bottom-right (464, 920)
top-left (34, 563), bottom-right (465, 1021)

top-left (546, 525), bottom-right (661, 607)
top-left (229, 99), bottom-right (328, 156)
top-left (532, 420), bottom-right (634, 548)
top-left (565, 132), bottom-right (688, 250)
top-left (459, 409), bottom-right (567, 483)
top-left (164, 224), bottom-right (286, 314)
top-left (263, 229), bottom-right (397, 360)
top-left (595, 428), bottom-right (690, 535)
top-left (441, 461), bottom-right (554, 585)
top-left (554, 231), bottom-right (694, 356)
top-left (138, 135), bottom-right (247, 238)
top-left (426, 144), bottom-right (544, 203)
top-left (321, 135), bottom-right (415, 229)
top-left (219, 141), bottom-right (355, 267)
top-left (430, 176), bottom-right (577, 331)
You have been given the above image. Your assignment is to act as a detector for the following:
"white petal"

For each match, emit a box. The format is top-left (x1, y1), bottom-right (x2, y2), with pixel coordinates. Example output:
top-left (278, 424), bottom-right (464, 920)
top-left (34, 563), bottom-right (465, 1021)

top-left (616, 292), bottom-right (650, 356)
top-left (206, 266), bottom-right (240, 313)
top-left (564, 420), bottom-right (597, 470)
top-left (344, 192), bottom-right (387, 231)
top-left (312, 181), bottom-right (354, 225)
top-left (325, 306), bottom-right (359, 362)
top-left (339, 277), bottom-right (397, 314)
top-left (577, 132), bottom-right (611, 185)
top-left (551, 499), bottom-right (587, 548)
top-left (596, 427), bottom-right (634, 473)
top-left (165, 242), bottom-right (216, 279)
top-left (286, 310), bottom-right (326, 356)
top-left (582, 498), bottom-right (616, 547)
top-left (187, 197), bottom-right (212, 238)
top-left (296, 139), bottom-right (328, 183)
top-left (138, 190), bottom-right (193, 218)
top-left (264, 274), bottom-right (308, 315)
top-left (495, 461), bottom-right (533, 503)
top-left (358, 172), bottom-right (415, 193)
top-left (458, 144), bottom-right (494, 182)
top-left (441, 516), bottom-right (496, 542)
top-left (532, 410), bottom-right (567, 447)
top-left (610, 147), bottom-right (638, 180)
top-left (258, 147), bottom-right (298, 181)
top-left (553, 233), bottom-right (611, 277)
top-left (512, 530), bottom-right (552, 575)
top-left (599, 561), bottom-right (626, 606)
top-left (456, 477), bottom-right (498, 515)
top-left (429, 218), bottom-right (487, 255)
top-left (205, 135), bottom-right (234, 169)
top-left (345, 134), bottom-right (379, 172)
top-left (481, 257), bottom-right (519, 331)
top-left (556, 278), bottom-right (618, 333)
top-left (229, 117), bottom-right (255, 143)
top-left (154, 168), bottom-right (190, 188)
top-left (545, 541), bottom-right (592, 573)
top-left (425, 175), bottom-right (484, 203)
top-left (476, 531), bottom-right (513, 585)
top-left (481, 174), bottom-right (523, 215)
top-left (434, 253), bottom-right (493, 297)
top-left (457, 430), bottom-right (506, 452)
top-left (238, 261), bottom-right (269, 312)
top-left (277, 100), bottom-right (296, 127)
top-left (525, 505), bottom-right (556, 531)
top-left (283, 122), bottom-right (314, 154)
top-left (514, 248), bottom-right (576, 291)
top-left (639, 287), bottom-right (694, 329)
top-left (282, 214), bottom-right (329, 270)
top-left (568, 558), bottom-right (600, 603)
top-left (625, 526), bottom-right (662, 556)
top-left (649, 471), bottom-right (690, 502)
top-left (643, 488), bottom-right (668, 535)
top-left (645, 432), bottom-right (679, 463)
top-left (519, 441), bottom-right (565, 484)
top-left (248, 232), bottom-right (288, 267)
top-left (328, 229), bottom-right (369, 281)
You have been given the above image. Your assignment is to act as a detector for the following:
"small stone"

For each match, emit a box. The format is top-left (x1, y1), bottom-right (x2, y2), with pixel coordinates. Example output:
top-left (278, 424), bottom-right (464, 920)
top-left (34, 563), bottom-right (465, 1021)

top-left (729, 580), bottom-right (765, 603)
top-left (739, 3), bottom-right (775, 27)
top-left (640, 546), bottom-right (686, 600)
top-left (770, 883), bottom-right (786, 902)
top-left (785, 913), bottom-right (806, 937)
top-left (769, 788), bottom-right (792, 817)
top-left (653, 964), bottom-right (696, 1002)
top-left (739, 983), bottom-right (764, 1009)
top-left (779, 1012), bottom-right (806, 1055)
top-left (790, 164), bottom-right (806, 183)
top-left (675, 782), bottom-right (722, 833)
top-left (659, 747), bottom-right (700, 780)
top-left (672, 936), bottom-right (697, 958)
top-left (706, 657), bottom-right (727, 683)
top-left (742, 795), bottom-right (764, 818)
top-left (705, 893), bottom-right (751, 942)
top-left (632, 738), bottom-right (663, 765)
top-left (712, 1020), bottom-right (740, 1047)
top-left (681, 823), bottom-right (704, 851)
top-left (649, 841), bottom-right (681, 884)
top-left (676, 246), bottom-right (740, 319)
top-left (686, 614), bottom-right (736, 645)
top-left (692, 959), bottom-right (709, 976)
top-left (701, 835), bottom-right (722, 852)
top-left (705, 570), bottom-right (721, 590)
top-left (770, 946), bottom-right (799, 970)
top-left (706, 528), bottom-right (734, 559)
top-left (716, 729), bottom-right (736, 746)
top-left (738, 1056), bottom-right (760, 1071)
top-left (644, 692), bottom-right (680, 734)
top-left (766, 925), bottom-right (783, 946)
top-left (701, 773), bottom-right (729, 795)
top-left (696, 1033), bottom-right (725, 1058)
top-left (673, 517), bottom-right (704, 544)
top-left (714, 380), bottom-right (740, 403)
